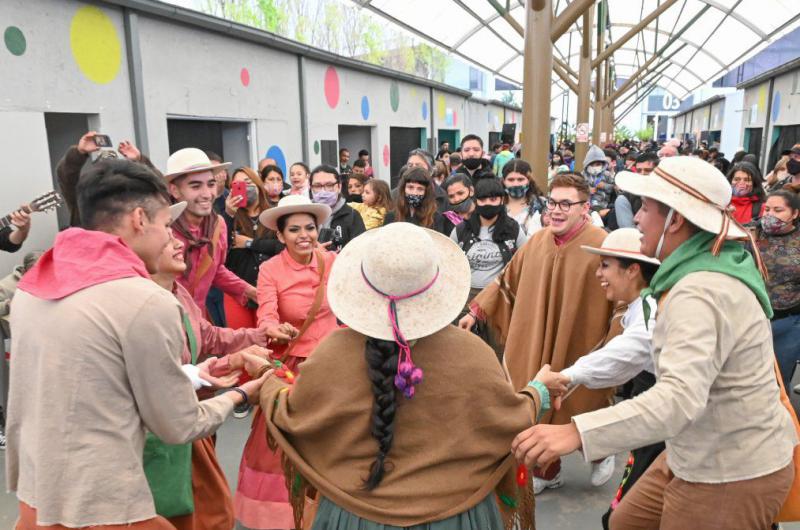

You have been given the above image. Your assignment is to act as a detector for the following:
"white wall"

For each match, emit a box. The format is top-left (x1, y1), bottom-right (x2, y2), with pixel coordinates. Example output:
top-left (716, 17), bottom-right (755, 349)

top-left (720, 90), bottom-right (744, 158)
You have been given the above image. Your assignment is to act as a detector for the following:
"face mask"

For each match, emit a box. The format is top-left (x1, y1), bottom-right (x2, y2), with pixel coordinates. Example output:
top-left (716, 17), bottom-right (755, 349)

top-left (476, 203), bottom-right (503, 219)
top-left (462, 158), bottom-right (482, 171)
top-left (586, 165), bottom-right (603, 176)
top-left (731, 184), bottom-right (751, 197)
top-left (312, 190), bottom-right (339, 207)
top-left (349, 193), bottom-right (363, 203)
top-left (563, 156), bottom-right (573, 164)
top-left (760, 214), bottom-right (791, 235)
top-left (506, 185), bottom-right (529, 199)
top-left (552, 158), bottom-right (562, 165)
top-left (450, 196), bottom-right (473, 213)
top-left (787, 158), bottom-right (800, 176)
top-left (406, 194), bottom-right (425, 209)
top-left (655, 208), bottom-right (675, 261)
top-left (245, 184), bottom-right (259, 206)
top-left (264, 183), bottom-right (282, 196)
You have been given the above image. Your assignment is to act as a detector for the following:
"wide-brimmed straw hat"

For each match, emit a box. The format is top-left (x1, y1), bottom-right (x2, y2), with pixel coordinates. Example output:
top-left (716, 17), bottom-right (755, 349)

top-left (616, 156), bottom-right (747, 240)
top-left (581, 228), bottom-right (661, 266)
top-left (327, 222), bottom-right (470, 342)
top-left (163, 148), bottom-right (231, 182)
top-left (258, 195), bottom-right (331, 231)
top-left (169, 201), bottom-right (187, 223)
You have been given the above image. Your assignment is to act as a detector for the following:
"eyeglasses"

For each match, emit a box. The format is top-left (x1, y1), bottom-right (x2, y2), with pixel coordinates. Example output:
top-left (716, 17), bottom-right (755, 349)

top-left (311, 182), bottom-right (338, 192)
top-left (545, 198), bottom-right (586, 212)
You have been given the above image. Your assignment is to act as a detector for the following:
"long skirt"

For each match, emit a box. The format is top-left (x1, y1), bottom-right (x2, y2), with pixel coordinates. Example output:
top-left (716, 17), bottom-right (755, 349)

top-left (235, 356), bottom-right (303, 530)
top-left (311, 494), bottom-right (503, 530)
top-left (16, 503), bottom-right (175, 530)
top-left (169, 436), bottom-right (235, 530)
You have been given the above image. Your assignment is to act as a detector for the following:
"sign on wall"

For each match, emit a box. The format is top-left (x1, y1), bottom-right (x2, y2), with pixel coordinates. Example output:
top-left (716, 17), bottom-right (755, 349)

top-left (647, 94), bottom-right (682, 112)
top-left (576, 123), bottom-right (589, 143)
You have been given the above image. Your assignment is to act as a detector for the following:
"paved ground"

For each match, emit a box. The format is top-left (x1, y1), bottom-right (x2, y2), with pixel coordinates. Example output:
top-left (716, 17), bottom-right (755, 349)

top-left (0, 416), bottom-right (796, 529)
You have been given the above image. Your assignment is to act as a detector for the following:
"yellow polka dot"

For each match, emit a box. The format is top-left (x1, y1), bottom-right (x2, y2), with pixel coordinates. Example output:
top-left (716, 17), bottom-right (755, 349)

top-left (438, 95), bottom-right (446, 120)
top-left (70, 6), bottom-right (121, 84)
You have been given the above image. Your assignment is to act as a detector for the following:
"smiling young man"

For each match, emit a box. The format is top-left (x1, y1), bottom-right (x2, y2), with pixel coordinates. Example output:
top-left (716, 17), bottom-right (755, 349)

top-left (165, 148), bottom-right (256, 314)
top-left (459, 172), bottom-right (616, 493)
top-left (514, 157), bottom-right (797, 529)
top-left (7, 159), bottom-right (265, 529)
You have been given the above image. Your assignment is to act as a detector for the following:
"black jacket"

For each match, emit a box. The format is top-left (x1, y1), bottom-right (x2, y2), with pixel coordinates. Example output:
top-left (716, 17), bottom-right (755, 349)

top-left (454, 158), bottom-right (494, 181)
top-left (323, 203), bottom-right (366, 253)
top-left (0, 227), bottom-right (21, 253)
top-left (223, 212), bottom-right (284, 288)
top-left (384, 210), bottom-right (454, 236)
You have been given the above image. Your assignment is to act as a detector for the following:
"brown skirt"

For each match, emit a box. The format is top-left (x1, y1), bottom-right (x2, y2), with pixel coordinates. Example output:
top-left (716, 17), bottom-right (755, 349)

top-left (16, 502), bottom-right (175, 529)
top-left (169, 436), bottom-right (235, 530)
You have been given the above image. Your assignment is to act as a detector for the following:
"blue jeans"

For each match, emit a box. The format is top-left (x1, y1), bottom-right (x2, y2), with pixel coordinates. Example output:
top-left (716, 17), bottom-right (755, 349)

top-left (771, 314), bottom-right (800, 389)
top-left (206, 286), bottom-right (226, 327)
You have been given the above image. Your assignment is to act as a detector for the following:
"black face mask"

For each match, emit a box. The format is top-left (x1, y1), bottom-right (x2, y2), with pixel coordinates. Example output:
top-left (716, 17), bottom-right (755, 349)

top-left (349, 193), bottom-right (363, 203)
top-left (476, 203), bottom-right (503, 219)
top-left (788, 158), bottom-right (800, 176)
top-left (463, 158), bottom-right (483, 171)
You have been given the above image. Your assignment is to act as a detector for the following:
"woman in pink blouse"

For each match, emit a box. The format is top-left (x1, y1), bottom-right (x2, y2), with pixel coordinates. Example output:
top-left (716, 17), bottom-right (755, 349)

top-left (235, 196), bottom-right (337, 530)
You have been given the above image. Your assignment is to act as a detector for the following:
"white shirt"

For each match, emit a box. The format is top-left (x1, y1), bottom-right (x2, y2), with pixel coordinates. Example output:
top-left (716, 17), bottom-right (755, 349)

top-left (562, 296), bottom-right (656, 389)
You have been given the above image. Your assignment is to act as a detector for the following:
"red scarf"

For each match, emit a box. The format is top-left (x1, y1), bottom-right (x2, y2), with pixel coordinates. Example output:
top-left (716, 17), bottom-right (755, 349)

top-left (18, 228), bottom-right (150, 300)
top-left (553, 217), bottom-right (587, 246)
top-left (730, 195), bottom-right (761, 225)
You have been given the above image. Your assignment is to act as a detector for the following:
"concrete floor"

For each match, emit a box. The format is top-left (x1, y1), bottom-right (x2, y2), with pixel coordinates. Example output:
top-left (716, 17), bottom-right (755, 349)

top-left (0, 416), bottom-right (797, 529)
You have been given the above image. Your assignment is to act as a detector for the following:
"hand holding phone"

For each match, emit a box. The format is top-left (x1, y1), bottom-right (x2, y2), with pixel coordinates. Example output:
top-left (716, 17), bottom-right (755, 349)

top-left (93, 134), bottom-right (112, 148)
top-left (230, 181), bottom-right (248, 207)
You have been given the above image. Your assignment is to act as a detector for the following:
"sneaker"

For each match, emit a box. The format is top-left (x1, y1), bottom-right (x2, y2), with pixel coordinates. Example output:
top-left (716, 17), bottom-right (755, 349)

top-left (533, 472), bottom-right (564, 494)
top-left (591, 455), bottom-right (615, 486)
top-left (0, 431), bottom-right (6, 450)
top-left (233, 408), bottom-right (251, 419)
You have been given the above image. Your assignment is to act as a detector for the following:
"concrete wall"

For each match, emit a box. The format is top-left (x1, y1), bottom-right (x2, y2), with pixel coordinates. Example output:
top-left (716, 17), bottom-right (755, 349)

top-left (0, 0), bottom-right (523, 274)
top-left (709, 100), bottom-right (724, 132)
top-left (720, 90), bottom-right (744, 157)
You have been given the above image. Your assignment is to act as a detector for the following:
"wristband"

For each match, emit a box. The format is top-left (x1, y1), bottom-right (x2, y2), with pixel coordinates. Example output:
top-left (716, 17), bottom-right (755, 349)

top-left (226, 387), bottom-right (251, 414)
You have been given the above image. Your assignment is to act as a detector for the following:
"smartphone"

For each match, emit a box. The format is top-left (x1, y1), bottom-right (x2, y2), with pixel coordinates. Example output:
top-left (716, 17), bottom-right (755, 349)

top-left (230, 181), bottom-right (248, 206)
top-left (93, 134), bottom-right (112, 148)
top-left (318, 227), bottom-right (334, 244)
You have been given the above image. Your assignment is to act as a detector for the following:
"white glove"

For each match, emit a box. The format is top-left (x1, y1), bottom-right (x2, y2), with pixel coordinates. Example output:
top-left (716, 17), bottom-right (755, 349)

top-left (181, 364), bottom-right (213, 390)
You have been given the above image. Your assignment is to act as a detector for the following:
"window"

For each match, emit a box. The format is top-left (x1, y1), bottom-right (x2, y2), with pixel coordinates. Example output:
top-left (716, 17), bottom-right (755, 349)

top-left (469, 67), bottom-right (483, 91)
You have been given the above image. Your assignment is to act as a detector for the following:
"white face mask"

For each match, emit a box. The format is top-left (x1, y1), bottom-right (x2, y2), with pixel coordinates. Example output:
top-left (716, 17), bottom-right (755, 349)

top-left (586, 165), bottom-right (603, 176)
top-left (654, 208), bottom-right (675, 261)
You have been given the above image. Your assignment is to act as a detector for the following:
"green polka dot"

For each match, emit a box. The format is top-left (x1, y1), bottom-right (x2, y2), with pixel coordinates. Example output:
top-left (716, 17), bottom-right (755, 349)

top-left (4, 26), bottom-right (26, 56)
top-left (313, 140), bottom-right (320, 155)
top-left (390, 81), bottom-right (400, 112)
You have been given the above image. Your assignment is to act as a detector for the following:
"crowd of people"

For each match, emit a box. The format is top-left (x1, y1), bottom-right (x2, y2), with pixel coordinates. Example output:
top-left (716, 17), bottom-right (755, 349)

top-left (0, 128), bottom-right (798, 530)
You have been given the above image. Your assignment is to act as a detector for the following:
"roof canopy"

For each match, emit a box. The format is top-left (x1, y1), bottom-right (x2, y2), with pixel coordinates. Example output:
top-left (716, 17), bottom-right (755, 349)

top-left (358, 0), bottom-right (800, 99)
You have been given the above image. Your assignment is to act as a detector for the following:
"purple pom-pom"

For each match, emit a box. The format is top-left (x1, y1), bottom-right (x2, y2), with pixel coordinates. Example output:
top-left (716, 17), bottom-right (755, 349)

top-left (410, 367), bottom-right (424, 385)
top-left (398, 362), bottom-right (414, 377)
top-left (394, 374), bottom-right (408, 390)
top-left (403, 385), bottom-right (415, 399)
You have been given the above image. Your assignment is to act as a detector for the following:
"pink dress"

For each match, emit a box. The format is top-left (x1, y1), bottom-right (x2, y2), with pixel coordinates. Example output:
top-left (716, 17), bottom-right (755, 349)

top-left (234, 249), bottom-right (338, 529)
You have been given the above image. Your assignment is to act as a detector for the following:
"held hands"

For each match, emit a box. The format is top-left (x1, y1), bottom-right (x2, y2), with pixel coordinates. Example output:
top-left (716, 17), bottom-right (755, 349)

top-left (239, 369), bottom-right (274, 405)
top-left (533, 364), bottom-right (570, 405)
top-left (239, 351), bottom-right (274, 378)
top-left (267, 322), bottom-right (299, 344)
top-left (195, 357), bottom-right (242, 389)
top-left (512, 423), bottom-right (583, 470)
top-left (227, 345), bottom-right (271, 372)
top-left (458, 313), bottom-right (476, 331)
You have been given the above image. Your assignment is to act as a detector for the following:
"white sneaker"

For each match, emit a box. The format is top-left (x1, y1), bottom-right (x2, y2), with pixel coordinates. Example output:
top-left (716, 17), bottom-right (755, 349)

top-left (591, 455), bottom-right (615, 486)
top-left (533, 472), bottom-right (564, 494)
top-left (233, 408), bottom-right (251, 419)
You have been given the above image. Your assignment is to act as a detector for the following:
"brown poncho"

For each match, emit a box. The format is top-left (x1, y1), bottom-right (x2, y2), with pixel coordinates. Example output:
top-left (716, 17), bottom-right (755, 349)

top-left (473, 223), bottom-right (616, 424)
top-left (260, 326), bottom-right (542, 528)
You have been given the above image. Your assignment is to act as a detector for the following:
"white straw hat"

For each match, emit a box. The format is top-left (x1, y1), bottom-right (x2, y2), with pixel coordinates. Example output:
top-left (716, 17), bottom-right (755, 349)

top-left (169, 201), bottom-right (187, 223)
top-left (163, 148), bottom-right (231, 182)
top-left (581, 228), bottom-right (661, 266)
top-left (616, 156), bottom-right (747, 240)
top-left (327, 222), bottom-right (470, 341)
top-left (258, 195), bottom-right (331, 231)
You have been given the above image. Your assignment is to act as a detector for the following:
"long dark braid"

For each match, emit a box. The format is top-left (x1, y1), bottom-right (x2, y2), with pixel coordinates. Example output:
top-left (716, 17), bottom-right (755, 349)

top-left (363, 337), bottom-right (400, 490)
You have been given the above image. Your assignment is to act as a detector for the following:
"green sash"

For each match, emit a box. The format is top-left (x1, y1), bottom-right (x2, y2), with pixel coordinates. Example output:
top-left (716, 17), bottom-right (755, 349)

top-left (143, 311), bottom-right (198, 517)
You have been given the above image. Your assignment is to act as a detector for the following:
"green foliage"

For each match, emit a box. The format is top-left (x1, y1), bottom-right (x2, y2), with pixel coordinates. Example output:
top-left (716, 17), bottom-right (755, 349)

top-left (614, 125), bottom-right (633, 143)
top-left (635, 125), bottom-right (655, 142)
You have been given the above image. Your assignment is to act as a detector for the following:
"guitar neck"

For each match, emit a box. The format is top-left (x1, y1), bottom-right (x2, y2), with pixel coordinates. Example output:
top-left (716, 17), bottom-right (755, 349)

top-left (0, 205), bottom-right (32, 230)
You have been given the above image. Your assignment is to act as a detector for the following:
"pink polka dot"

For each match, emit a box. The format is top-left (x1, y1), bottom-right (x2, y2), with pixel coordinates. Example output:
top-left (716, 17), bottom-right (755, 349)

top-left (240, 67), bottom-right (250, 87)
top-left (382, 145), bottom-right (390, 166)
top-left (324, 66), bottom-right (340, 109)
